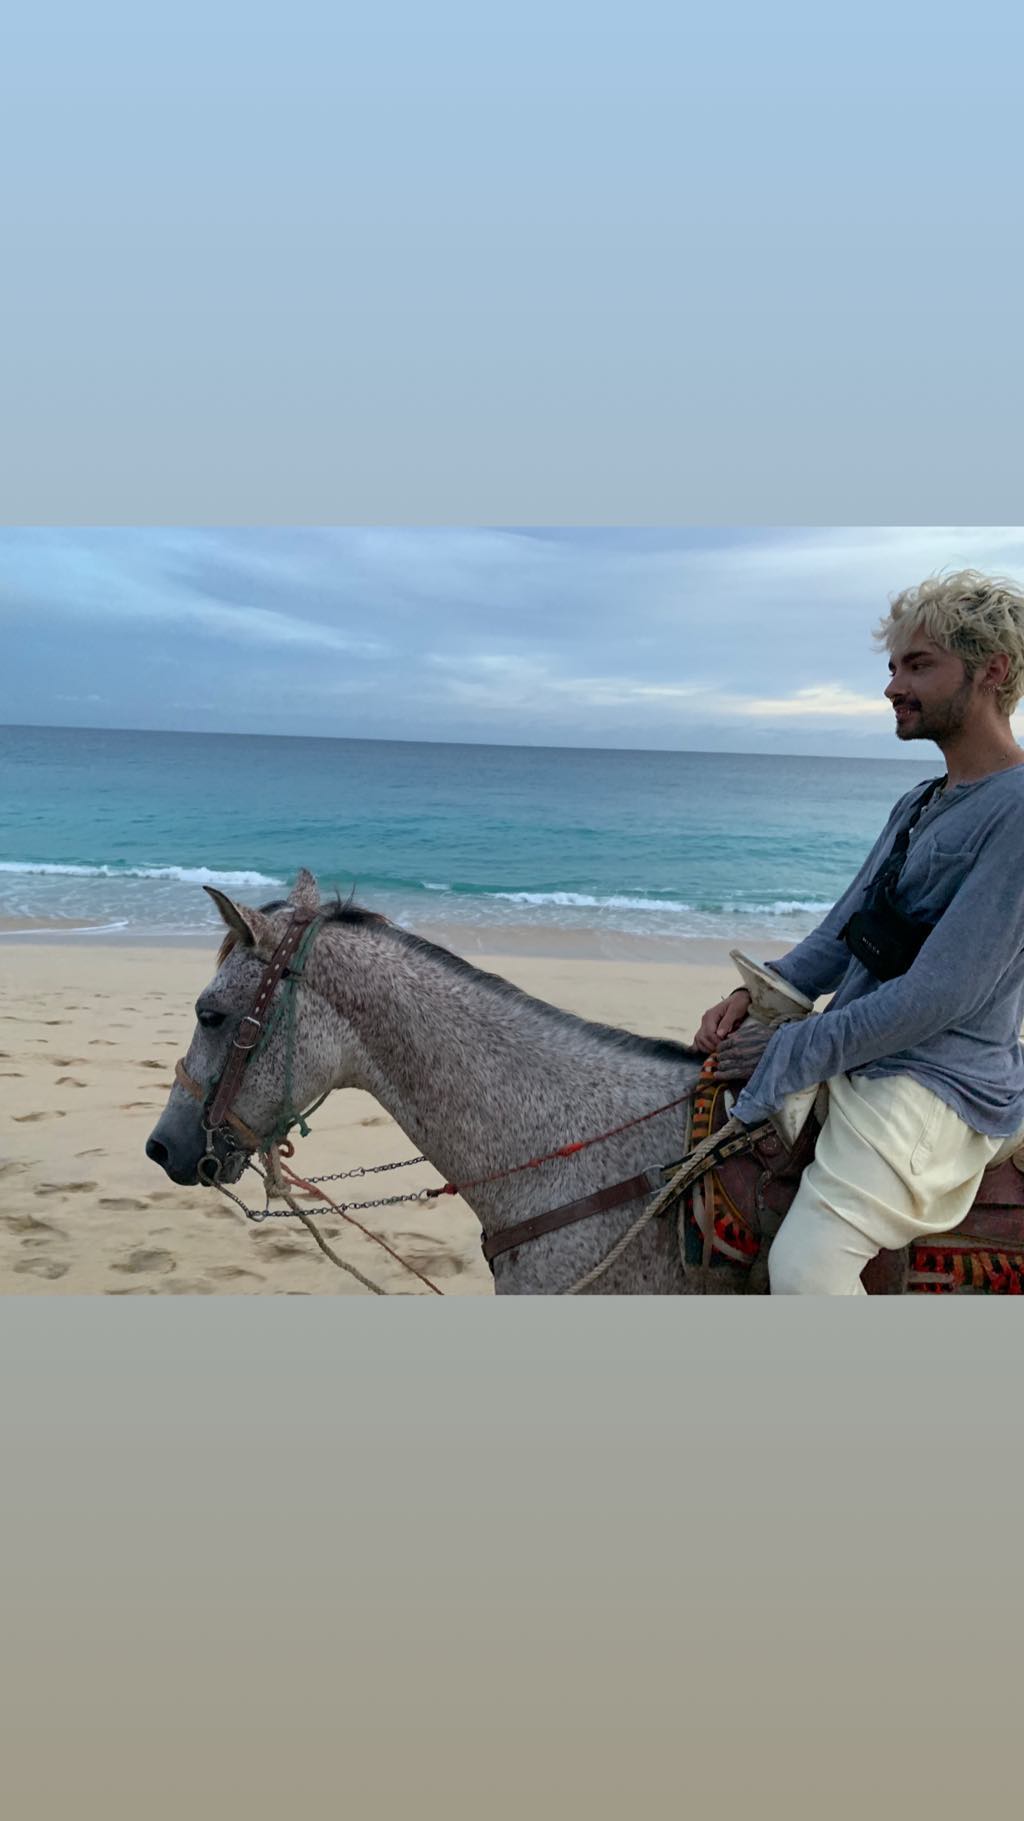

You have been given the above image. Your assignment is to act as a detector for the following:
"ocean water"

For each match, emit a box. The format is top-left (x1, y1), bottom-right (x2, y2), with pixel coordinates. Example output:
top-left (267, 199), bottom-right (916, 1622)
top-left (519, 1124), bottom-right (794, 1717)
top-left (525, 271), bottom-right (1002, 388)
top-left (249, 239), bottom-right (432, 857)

top-left (0, 725), bottom-right (934, 948)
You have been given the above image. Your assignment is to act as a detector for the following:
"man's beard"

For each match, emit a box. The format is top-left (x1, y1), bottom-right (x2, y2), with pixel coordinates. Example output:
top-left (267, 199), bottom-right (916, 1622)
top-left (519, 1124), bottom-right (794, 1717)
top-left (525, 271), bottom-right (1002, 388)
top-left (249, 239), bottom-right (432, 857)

top-left (895, 676), bottom-right (973, 742)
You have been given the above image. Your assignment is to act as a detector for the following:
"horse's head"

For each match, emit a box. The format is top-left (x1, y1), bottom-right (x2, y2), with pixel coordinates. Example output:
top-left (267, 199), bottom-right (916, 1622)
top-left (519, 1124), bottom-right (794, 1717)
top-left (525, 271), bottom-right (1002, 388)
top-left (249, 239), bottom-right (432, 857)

top-left (146, 868), bottom-right (343, 1187)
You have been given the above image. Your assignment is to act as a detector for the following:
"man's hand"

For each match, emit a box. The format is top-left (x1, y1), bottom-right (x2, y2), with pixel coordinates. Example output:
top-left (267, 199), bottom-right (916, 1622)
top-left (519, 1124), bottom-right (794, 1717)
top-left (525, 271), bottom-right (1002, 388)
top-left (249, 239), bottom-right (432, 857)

top-left (693, 987), bottom-right (752, 1053)
top-left (712, 1018), bottom-right (776, 1082)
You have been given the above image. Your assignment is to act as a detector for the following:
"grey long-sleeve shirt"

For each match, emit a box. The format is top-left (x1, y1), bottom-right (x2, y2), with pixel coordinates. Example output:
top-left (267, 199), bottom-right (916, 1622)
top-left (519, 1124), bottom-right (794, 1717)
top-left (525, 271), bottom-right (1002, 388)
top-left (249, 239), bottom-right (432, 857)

top-left (731, 765), bottom-right (1024, 1137)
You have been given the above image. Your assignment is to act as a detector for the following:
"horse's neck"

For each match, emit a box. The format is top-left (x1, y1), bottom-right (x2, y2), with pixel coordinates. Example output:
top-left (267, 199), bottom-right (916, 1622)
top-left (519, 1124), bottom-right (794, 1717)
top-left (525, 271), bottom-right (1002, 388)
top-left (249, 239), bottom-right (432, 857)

top-left (321, 929), bottom-right (697, 1226)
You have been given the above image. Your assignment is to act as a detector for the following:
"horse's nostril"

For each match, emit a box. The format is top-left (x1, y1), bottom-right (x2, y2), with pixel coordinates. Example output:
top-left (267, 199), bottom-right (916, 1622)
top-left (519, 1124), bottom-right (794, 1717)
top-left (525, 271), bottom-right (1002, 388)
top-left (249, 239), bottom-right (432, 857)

top-left (146, 1138), bottom-right (169, 1167)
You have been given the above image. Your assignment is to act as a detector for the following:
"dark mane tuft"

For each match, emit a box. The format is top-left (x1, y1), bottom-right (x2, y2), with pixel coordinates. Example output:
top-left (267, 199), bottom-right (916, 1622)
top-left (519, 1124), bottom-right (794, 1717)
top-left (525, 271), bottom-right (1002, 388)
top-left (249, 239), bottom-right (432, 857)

top-left (216, 894), bottom-right (385, 966)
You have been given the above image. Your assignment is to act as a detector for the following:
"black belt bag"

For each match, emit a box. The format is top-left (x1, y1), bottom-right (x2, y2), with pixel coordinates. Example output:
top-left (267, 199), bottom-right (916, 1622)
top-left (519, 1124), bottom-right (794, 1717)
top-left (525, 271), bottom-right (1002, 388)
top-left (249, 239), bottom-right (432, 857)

top-left (840, 777), bottom-right (945, 982)
top-left (841, 901), bottom-right (936, 982)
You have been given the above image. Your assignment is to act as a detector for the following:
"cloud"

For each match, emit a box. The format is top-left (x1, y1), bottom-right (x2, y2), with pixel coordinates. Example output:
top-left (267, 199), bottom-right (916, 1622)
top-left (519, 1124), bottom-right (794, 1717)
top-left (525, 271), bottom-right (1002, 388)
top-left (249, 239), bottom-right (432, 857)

top-left (428, 651), bottom-right (713, 713)
top-left (4, 526), bottom-right (1024, 755)
top-left (429, 654), bottom-right (888, 720)
top-left (0, 530), bottom-right (388, 658)
top-left (730, 684), bottom-right (891, 719)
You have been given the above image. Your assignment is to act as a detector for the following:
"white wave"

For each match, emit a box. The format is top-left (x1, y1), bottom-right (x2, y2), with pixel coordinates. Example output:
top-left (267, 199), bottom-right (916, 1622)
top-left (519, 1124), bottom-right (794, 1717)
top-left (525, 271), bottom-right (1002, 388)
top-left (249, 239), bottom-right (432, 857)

top-left (0, 861), bottom-right (283, 888)
top-left (721, 899), bottom-right (832, 916)
top-left (479, 888), bottom-right (832, 921)
top-left (421, 882), bottom-right (450, 891)
top-left (0, 920), bottom-right (131, 937)
top-left (493, 890), bottom-right (695, 913)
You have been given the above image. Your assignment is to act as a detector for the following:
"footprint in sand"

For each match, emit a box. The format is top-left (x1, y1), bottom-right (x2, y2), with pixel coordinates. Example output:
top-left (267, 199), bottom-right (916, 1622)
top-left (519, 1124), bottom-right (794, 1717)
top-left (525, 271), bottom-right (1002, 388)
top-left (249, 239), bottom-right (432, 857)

top-left (0, 1161), bottom-right (28, 1181)
top-left (359, 1115), bottom-right (389, 1127)
top-left (138, 1060), bottom-right (167, 1070)
top-left (34, 1181), bottom-right (97, 1198)
top-left (3, 1213), bottom-right (63, 1237)
top-left (13, 1258), bottom-right (71, 1279)
top-left (50, 1058), bottom-right (85, 1069)
top-left (13, 1110), bottom-right (66, 1123)
top-left (121, 1101), bottom-right (158, 1112)
top-left (89, 1040), bottom-right (116, 1047)
top-left (14, 1225), bottom-right (68, 1252)
top-left (267, 1241), bottom-right (308, 1259)
top-left (0, 1071), bottom-right (24, 1078)
top-left (389, 1232), bottom-right (464, 1277)
top-left (111, 1248), bottom-right (177, 1275)
top-left (76, 1148), bottom-right (105, 1158)
top-left (207, 1265), bottom-right (263, 1282)
top-left (99, 1197), bottom-right (149, 1211)
top-left (56, 1076), bottom-right (87, 1088)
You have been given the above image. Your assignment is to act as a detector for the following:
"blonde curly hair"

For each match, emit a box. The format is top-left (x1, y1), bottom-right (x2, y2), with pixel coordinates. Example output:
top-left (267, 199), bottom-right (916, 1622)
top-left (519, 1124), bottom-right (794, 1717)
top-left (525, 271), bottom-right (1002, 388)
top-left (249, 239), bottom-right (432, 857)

top-left (875, 569), bottom-right (1024, 716)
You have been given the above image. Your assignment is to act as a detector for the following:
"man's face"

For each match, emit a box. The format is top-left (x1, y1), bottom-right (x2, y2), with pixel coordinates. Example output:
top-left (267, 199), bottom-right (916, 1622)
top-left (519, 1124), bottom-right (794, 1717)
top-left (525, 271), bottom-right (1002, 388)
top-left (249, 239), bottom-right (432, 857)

top-left (884, 632), bottom-right (976, 743)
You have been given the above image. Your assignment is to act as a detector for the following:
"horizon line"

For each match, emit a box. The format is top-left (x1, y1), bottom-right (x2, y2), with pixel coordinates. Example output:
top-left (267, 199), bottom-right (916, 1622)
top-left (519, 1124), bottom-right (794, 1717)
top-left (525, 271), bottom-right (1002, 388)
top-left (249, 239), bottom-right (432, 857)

top-left (0, 719), bottom-right (933, 765)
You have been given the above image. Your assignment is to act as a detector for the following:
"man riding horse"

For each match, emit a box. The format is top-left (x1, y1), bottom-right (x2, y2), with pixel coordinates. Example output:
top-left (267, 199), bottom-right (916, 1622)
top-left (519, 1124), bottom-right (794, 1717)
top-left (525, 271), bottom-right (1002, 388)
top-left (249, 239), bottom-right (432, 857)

top-left (694, 569), bottom-right (1024, 1294)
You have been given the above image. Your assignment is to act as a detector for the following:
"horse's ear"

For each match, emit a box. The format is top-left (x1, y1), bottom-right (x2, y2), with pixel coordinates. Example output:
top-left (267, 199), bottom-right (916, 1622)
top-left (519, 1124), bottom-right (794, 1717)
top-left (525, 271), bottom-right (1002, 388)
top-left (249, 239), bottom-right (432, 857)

top-left (203, 887), bottom-right (273, 950)
top-left (288, 869), bottom-right (320, 913)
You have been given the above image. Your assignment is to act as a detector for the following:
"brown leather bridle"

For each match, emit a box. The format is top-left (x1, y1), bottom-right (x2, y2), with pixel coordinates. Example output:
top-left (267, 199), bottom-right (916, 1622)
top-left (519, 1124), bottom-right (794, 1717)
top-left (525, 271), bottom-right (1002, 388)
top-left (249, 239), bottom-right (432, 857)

top-left (176, 909), bottom-right (325, 1169)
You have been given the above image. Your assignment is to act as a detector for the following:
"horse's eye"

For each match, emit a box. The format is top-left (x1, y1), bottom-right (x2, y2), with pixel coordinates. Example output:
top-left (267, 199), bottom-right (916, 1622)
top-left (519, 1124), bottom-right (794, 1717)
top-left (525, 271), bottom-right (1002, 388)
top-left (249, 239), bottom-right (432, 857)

top-left (197, 1008), bottom-right (226, 1030)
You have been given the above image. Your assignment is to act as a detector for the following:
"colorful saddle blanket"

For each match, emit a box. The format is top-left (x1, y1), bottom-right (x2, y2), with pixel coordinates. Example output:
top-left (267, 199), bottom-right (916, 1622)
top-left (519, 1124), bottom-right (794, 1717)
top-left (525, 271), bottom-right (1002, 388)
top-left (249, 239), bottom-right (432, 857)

top-left (683, 1071), bottom-right (1024, 1294)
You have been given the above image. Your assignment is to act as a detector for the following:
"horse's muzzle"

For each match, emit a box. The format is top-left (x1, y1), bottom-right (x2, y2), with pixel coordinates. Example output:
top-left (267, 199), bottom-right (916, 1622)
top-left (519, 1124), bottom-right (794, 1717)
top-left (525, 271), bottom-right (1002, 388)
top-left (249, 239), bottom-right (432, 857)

top-left (145, 1135), bottom-right (202, 1186)
top-left (145, 1120), bottom-right (248, 1187)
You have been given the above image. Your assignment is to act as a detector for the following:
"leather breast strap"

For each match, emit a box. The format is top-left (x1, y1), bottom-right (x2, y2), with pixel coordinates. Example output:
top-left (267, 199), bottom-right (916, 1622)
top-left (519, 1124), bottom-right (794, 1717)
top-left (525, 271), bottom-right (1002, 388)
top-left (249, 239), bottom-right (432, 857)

top-left (481, 1167), bottom-right (668, 1265)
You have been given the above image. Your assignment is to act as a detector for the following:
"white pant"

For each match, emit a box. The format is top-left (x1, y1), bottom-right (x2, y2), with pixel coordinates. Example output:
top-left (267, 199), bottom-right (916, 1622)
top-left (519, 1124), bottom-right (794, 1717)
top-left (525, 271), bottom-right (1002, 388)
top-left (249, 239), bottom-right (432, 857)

top-left (769, 1072), bottom-right (1024, 1296)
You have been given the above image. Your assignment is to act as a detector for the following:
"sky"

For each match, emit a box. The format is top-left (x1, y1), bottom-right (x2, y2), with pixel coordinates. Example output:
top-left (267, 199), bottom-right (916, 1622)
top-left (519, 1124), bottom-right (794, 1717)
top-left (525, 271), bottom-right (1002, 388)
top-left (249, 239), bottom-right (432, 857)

top-left (4, 526), bottom-right (1024, 757)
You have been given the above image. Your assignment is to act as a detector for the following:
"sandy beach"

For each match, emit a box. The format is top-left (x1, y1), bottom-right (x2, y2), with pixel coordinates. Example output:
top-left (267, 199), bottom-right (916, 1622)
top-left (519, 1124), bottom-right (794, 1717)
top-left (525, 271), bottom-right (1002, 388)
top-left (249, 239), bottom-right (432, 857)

top-left (0, 935), bottom-right (788, 1295)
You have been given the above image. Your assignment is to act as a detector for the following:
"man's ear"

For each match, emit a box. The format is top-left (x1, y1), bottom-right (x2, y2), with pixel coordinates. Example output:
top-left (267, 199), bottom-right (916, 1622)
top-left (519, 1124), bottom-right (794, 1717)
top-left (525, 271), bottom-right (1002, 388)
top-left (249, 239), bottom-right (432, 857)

top-left (204, 887), bottom-right (274, 950)
top-left (982, 652), bottom-right (1012, 694)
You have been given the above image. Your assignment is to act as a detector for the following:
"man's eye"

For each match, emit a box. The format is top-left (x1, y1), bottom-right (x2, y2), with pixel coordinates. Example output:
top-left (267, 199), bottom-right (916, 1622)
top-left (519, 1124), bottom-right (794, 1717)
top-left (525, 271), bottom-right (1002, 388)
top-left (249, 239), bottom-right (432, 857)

top-left (197, 1009), bottom-right (227, 1030)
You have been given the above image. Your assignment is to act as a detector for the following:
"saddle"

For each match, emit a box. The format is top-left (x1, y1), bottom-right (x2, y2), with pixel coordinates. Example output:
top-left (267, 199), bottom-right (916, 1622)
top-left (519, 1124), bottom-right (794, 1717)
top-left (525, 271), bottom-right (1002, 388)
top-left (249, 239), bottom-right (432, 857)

top-left (683, 1072), bottom-right (1024, 1294)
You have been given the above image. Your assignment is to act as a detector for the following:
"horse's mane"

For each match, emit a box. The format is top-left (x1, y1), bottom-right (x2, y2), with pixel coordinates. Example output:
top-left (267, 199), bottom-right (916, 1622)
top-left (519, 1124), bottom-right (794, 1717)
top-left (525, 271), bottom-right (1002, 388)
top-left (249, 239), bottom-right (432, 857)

top-left (217, 896), bottom-right (702, 1067)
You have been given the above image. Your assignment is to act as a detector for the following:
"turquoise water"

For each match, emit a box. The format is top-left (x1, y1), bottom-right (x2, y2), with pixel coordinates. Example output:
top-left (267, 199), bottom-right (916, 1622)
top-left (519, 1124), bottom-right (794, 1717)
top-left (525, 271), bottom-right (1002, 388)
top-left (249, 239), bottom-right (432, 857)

top-left (0, 725), bottom-right (934, 946)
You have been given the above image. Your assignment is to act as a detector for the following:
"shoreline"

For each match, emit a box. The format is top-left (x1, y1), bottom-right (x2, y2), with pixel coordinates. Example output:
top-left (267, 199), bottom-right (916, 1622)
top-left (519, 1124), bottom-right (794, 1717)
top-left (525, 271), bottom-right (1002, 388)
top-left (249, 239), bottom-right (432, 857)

top-left (0, 917), bottom-right (795, 969)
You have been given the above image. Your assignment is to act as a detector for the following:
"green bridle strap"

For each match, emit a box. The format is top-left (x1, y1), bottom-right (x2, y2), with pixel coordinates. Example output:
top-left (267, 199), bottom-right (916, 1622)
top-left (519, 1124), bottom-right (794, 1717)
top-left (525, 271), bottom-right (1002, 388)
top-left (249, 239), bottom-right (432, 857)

top-left (264, 915), bottom-right (326, 1149)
